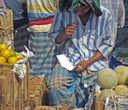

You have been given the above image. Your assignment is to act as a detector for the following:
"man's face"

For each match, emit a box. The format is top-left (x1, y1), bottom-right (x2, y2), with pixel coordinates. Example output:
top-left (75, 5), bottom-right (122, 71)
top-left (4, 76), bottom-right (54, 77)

top-left (74, 4), bottom-right (91, 16)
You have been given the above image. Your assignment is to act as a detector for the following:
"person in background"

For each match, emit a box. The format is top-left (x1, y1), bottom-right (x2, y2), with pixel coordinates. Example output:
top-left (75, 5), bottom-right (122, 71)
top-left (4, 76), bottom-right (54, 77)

top-left (48, 0), bottom-right (114, 109)
top-left (18, 0), bottom-right (59, 76)
top-left (4, 0), bottom-right (29, 52)
top-left (4, 0), bottom-right (28, 30)
top-left (0, 0), bottom-right (5, 8)
top-left (115, 0), bottom-right (128, 48)
top-left (100, 0), bottom-right (125, 49)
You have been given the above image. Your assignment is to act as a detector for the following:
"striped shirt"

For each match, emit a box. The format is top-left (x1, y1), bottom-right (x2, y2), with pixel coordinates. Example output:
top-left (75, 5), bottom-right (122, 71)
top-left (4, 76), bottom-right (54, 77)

top-left (101, 0), bottom-right (125, 28)
top-left (49, 6), bottom-right (115, 71)
top-left (19, 0), bottom-right (59, 21)
top-left (101, 0), bottom-right (125, 44)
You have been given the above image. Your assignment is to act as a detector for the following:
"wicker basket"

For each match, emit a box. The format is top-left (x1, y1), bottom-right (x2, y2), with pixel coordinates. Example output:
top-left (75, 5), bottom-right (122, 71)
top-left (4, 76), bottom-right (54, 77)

top-left (95, 96), bottom-right (128, 110)
top-left (0, 8), bottom-right (14, 45)
top-left (0, 63), bottom-right (13, 70)
top-left (0, 28), bottom-right (14, 44)
top-left (0, 8), bottom-right (13, 31)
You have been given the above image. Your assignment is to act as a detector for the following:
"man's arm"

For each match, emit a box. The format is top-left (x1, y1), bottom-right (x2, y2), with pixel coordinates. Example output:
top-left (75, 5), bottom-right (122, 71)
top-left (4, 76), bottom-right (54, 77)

top-left (118, 0), bottom-right (125, 28)
top-left (75, 51), bottom-right (104, 73)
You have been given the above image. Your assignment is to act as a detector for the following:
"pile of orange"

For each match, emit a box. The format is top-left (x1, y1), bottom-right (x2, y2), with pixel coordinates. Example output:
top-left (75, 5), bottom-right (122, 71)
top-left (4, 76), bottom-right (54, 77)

top-left (0, 43), bottom-right (24, 64)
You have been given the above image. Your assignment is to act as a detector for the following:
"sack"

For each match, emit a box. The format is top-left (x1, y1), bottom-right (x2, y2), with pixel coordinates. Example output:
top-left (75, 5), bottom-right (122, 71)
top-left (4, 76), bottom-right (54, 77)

top-left (109, 47), bottom-right (128, 69)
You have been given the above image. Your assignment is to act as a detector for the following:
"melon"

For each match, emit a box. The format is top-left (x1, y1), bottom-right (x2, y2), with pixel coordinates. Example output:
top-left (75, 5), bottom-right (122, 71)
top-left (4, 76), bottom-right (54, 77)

top-left (97, 68), bottom-right (118, 89)
top-left (114, 85), bottom-right (128, 96)
top-left (114, 65), bottom-right (128, 85)
top-left (99, 89), bottom-right (116, 98)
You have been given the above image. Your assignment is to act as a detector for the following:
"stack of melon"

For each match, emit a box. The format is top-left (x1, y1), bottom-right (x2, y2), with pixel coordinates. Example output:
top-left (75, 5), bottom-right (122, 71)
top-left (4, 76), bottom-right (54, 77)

top-left (0, 43), bottom-right (24, 64)
top-left (97, 65), bottom-right (128, 98)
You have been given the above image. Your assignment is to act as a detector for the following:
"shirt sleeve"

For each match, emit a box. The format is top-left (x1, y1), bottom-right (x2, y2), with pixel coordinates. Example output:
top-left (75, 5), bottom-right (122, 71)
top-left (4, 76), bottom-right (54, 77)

top-left (98, 12), bottom-right (115, 58)
top-left (48, 9), bottom-right (65, 47)
top-left (118, 0), bottom-right (125, 28)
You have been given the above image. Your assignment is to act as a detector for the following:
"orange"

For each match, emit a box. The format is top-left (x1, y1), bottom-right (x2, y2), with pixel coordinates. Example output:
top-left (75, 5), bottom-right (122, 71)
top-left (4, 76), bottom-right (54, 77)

top-left (1, 49), bottom-right (11, 59)
top-left (0, 56), bottom-right (6, 64)
top-left (7, 57), bottom-right (18, 64)
top-left (0, 43), bottom-right (8, 52)
top-left (9, 49), bottom-right (16, 56)
top-left (16, 54), bottom-right (24, 60)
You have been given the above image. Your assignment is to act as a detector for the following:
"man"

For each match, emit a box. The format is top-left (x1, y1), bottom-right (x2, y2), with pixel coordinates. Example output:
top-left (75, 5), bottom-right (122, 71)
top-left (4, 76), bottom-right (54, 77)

top-left (4, 0), bottom-right (29, 52)
top-left (18, 0), bottom-right (59, 75)
top-left (4, 0), bottom-right (28, 29)
top-left (48, 0), bottom-right (114, 109)
top-left (0, 0), bottom-right (5, 8)
top-left (101, 0), bottom-right (125, 48)
top-left (115, 0), bottom-right (128, 48)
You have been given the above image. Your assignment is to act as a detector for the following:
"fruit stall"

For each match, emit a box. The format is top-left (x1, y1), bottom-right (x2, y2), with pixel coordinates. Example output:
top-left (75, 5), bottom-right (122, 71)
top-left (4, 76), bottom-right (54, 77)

top-left (0, 8), bottom-right (48, 110)
top-left (1, 7), bottom-right (128, 110)
top-left (95, 47), bottom-right (128, 110)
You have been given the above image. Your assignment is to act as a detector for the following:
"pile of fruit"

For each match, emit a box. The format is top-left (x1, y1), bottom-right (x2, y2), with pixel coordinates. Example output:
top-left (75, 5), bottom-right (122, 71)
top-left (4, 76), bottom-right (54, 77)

top-left (0, 43), bottom-right (24, 64)
top-left (97, 65), bottom-right (128, 98)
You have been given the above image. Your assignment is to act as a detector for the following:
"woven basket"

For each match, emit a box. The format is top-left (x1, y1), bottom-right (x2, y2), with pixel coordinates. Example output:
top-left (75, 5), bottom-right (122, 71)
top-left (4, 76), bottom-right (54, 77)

top-left (0, 63), bottom-right (13, 70)
top-left (0, 28), bottom-right (14, 44)
top-left (0, 8), bottom-right (14, 45)
top-left (0, 8), bottom-right (13, 31)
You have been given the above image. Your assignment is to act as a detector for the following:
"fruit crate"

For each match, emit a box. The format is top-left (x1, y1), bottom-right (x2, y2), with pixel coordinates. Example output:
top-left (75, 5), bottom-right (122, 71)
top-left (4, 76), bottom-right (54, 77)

top-left (95, 96), bottom-right (128, 110)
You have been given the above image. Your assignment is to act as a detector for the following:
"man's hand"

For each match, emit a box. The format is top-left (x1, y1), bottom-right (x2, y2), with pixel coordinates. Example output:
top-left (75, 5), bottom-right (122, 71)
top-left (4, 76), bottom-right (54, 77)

top-left (74, 60), bottom-right (90, 73)
top-left (55, 22), bottom-right (76, 44)
top-left (65, 22), bottom-right (76, 38)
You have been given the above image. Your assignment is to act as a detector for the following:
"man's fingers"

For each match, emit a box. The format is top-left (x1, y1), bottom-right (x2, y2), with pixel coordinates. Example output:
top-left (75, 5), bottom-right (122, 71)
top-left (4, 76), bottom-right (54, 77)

top-left (75, 66), bottom-right (83, 73)
top-left (66, 31), bottom-right (74, 35)
top-left (72, 22), bottom-right (76, 27)
top-left (67, 26), bottom-right (76, 30)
